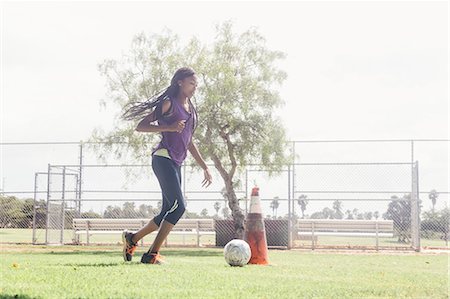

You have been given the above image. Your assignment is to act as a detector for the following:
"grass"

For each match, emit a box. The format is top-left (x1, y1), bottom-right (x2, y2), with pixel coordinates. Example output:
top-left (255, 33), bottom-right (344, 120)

top-left (0, 244), bottom-right (448, 299)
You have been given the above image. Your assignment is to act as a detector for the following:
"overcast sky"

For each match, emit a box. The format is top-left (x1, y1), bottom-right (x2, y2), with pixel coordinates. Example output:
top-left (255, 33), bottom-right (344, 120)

top-left (1, 1), bottom-right (448, 143)
top-left (0, 1), bottom-right (448, 214)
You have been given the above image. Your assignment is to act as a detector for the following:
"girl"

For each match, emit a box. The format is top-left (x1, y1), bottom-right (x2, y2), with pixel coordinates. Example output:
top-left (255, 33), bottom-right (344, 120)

top-left (121, 67), bottom-right (212, 264)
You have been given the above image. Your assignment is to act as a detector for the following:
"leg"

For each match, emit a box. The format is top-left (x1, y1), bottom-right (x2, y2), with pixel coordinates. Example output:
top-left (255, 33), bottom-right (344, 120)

top-left (131, 219), bottom-right (158, 244)
top-left (148, 220), bottom-right (175, 253)
top-left (145, 156), bottom-right (186, 255)
top-left (131, 193), bottom-right (170, 243)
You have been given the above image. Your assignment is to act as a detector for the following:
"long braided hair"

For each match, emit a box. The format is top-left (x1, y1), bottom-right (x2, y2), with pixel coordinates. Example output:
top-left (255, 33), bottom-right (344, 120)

top-left (121, 67), bottom-right (196, 121)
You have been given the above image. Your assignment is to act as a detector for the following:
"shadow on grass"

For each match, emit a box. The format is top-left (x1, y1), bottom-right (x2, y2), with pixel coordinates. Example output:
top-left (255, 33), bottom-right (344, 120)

top-left (42, 249), bottom-right (222, 257)
top-left (160, 249), bottom-right (222, 257)
top-left (0, 294), bottom-right (39, 299)
top-left (40, 250), bottom-right (120, 257)
top-left (64, 262), bottom-right (137, 267)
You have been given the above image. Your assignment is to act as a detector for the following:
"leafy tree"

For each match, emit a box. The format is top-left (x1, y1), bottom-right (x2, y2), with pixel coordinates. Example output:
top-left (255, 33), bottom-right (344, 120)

top-left (213, 201), bottom-right (221, 217)
top-left (421, 208), bottom-right (449, 241)
top-left (103, 205), bottom-right (122, 219)
top-left (91, 22), bottom-right (290, 238)
top-left (222, 207), bottom-right (231, 219)
top-left (81, 210), bottom-right (102, 219)
top-left (345, 209), bottom-right (354, 220)
top-left (310, 207), bottom-right (334, 219)
top-left (270, 197), bottom-right (280, 219)
top-left (200, 208), bottom-right (209, 218)
top-left (428, 189), bottom-right (439, 212)
top-left (332, 200), bottom-right (343, 219)
top-left (374, 211), bottom-right (380, 219)
top-left (297, 195), bottom-right (308, 219)
top-left (122, 202), bottom-right (136, 218)
top-left (383, 195), bottom-right (415, 243)
top-left (0, 196), bottom-right (34, 228)
top-left (184, 210), bottom-right (201, 219)
top-left (137, 204), bottom-right (155, 218)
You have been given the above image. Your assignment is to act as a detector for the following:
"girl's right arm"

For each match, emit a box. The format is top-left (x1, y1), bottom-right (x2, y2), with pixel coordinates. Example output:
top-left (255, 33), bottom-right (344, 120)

top-left (135, 100), bottom-right (186, 133)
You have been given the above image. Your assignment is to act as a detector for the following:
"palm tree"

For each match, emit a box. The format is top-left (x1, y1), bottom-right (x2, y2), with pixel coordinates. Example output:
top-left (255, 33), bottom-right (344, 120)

top-left (332, 200), bottom-right (343, 219)
top-left (429, 189), bottom-right (439, 212)
top-left (270, 197), bottom-right (280, 219)
top-left (213, 201), bottom-right (221, 217)
top-left (297, 195), bottom-right (308, 219)
top-left (374, 211), bottom-right (380, 219)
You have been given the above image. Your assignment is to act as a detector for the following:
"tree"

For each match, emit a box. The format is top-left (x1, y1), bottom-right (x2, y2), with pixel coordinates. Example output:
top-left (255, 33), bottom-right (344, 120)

top-left (103, 205), bottom-right (122, 219)
top-left (297, 195), bottom-right (308, 219)
top-left (421, 208), bottom-right (449, 241)
top-left (184, 210), bottom-right (200, 219)
top-left (428, 189), bottom-right (439, 213)
top-left (81, 210), bottom-right (102, 219)
top-left (122, 202), bottom-right (137, 218)
top-left (363, 212), bottom-right (373, 220)
top-left (222, 207), bottom-right (231, 219)
top-left (200, 208), bottom-right (209, 218)
top-left (91, 22), bottom-right (290, 238)
top-left (137, 204), bottom-right (155, 218)
top-left (383, 195), bottom-right (412, 243)
top-left (213, 201), bottom-right (221, 217)
top-left (270, 197), bottom-right (280, 219)
top-left (345, 209), bottom-right (354, 220)
top-left (0, 196), bottom-right (34, 228)
top-left (374, 211), bottom-right (380, 219)
top-left (332, 200), bottom-right (343, 219)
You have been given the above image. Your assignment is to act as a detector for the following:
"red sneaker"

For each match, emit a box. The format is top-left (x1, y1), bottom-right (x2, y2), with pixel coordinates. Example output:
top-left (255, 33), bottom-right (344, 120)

top-left (122, 230), bottom-right (137, 262)
top-left (140, 252), bottom-right (165, 264)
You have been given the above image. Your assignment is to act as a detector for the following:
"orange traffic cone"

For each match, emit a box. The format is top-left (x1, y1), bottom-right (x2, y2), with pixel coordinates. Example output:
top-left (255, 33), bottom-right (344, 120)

top-left (244, 186), bottom-right (269, 265)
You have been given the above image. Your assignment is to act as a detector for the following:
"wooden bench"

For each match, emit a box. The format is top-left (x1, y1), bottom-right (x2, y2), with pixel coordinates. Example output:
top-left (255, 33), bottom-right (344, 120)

top-left (296, 219), bottom-right (394, 250)
top-left (72, 218), bottom-right (215, 247)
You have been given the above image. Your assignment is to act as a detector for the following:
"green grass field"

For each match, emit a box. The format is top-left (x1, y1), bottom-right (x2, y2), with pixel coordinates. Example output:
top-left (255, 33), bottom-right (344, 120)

top-left (1, 244), bottom-right (448, 299)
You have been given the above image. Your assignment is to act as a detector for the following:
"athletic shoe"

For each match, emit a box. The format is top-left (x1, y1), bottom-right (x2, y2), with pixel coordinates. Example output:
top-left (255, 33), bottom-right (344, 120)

top-left (122, 230), bottom-right (137, 262)
top-left (141, 252), bottom-right (165, 264)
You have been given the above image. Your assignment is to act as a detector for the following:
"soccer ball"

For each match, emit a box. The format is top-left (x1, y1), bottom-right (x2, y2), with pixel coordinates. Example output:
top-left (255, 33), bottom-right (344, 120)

top-left (224, 239), bottom-right (251, 267)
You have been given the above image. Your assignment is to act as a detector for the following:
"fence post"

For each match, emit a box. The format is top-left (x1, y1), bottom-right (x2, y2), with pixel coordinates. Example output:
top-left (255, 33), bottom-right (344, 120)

top-left (60, 166), bottom-right (66, 244)
top-left (411, 161), bottom-right (420, 251)
top-left (77, 141), bottom-right (83, 218)
top-left (288, 165), bottom-right (292, 249)
top-left (32, 173), bottom-right (38, 244)
top-left (45, 164), bottom-right (51, 244)
top-left (140, 220), bottom-right (145, 246)
top-left (292, 141), bottom-right (296, 226)
top-left (197, 220), bottom-right (200, 247)
top-left (375, 221), bottom-right (379, 251)
top-left (245, 169), bottom-right (248, 215)
top-left (86, 220), bottom-right (90, 246)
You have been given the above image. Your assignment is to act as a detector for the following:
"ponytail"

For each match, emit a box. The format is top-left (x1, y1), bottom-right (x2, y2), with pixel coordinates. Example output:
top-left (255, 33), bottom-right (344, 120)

top-left (121, 67), bottom-right (196, 121)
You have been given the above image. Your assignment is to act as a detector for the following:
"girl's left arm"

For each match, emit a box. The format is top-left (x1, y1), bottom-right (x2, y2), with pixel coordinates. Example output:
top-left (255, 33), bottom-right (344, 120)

top-left (188, 141), bottom-right (212, 188)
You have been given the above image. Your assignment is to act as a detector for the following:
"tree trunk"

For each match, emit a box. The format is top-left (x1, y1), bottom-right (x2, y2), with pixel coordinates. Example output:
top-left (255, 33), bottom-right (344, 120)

top-left (205, 127), bottom-right (245, 238)
top-left (209, 151), bottom-right (245, 239)
top-left (224, 179), bottom-right (245, 239)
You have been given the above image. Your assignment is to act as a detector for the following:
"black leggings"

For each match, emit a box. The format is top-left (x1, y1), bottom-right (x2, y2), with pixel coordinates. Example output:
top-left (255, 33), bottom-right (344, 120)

top-left (152, 155), bottom-right (186, 226)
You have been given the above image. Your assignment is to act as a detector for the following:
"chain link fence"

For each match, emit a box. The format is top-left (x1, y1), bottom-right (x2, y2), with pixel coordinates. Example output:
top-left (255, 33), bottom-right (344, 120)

top-left (1, 140), bottom-right (448, 250)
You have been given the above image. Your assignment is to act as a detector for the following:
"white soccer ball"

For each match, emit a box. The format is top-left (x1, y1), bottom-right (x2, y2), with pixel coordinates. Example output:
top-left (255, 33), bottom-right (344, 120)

top-left (224, 239), bottom-right (251, 267)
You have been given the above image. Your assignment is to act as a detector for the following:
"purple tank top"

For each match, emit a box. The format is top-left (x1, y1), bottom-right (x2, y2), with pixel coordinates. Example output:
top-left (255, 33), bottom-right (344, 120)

top-left (152, 98), bottom-right (197, 166)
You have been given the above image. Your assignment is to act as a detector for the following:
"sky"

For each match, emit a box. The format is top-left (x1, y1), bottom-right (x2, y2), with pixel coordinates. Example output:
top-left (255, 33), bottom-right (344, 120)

top-left (0, 1), bottom-right (449, 215)
top-left (1, 1), bottom-right (448, 142)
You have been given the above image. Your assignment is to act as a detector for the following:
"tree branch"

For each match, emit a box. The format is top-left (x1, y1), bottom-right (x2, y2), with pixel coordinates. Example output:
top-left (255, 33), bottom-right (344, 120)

top-left (206, 127), bottom-right (230, 183)
top-left (219, 125), bottom-right (237, 179)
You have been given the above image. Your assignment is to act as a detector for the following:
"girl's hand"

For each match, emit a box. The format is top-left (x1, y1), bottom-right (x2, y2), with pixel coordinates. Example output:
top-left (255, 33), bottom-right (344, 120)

top-left (202, 168), bottom-right (212, 188)
top-left (170, 120), bottom-right (186, 133)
